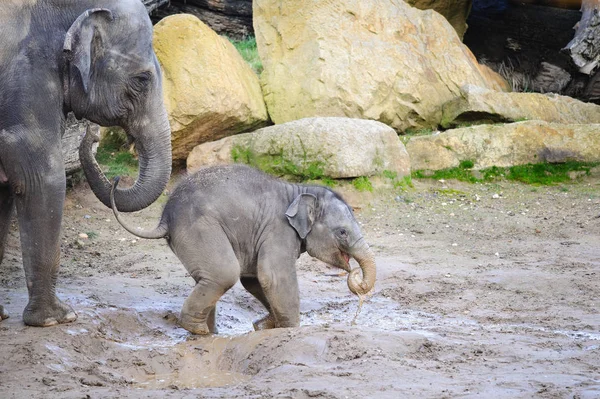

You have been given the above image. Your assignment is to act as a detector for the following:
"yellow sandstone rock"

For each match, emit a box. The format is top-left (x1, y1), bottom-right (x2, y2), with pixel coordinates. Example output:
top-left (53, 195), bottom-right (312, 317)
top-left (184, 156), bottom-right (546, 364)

top-left (153, 14), bottom-right (268, 163)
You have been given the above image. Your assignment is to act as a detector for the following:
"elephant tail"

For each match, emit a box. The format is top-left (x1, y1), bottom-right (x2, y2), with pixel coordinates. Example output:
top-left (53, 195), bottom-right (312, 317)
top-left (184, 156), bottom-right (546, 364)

top-left (110, 177), bottom-right (168, 240)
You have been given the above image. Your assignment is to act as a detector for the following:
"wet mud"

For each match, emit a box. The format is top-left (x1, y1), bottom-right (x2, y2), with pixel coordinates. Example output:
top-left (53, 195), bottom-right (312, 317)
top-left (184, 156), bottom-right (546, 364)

top-left (1, 175), bottom-right (599, 398)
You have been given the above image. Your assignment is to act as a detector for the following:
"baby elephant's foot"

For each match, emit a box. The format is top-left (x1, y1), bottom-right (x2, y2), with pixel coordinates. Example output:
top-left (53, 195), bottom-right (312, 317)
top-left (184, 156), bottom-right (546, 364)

top-left (178, 314), bottom-right (211, 335)
top-left (23, 298), bottom-right (77, 327)
top-left (253, 314), bottom-right (277, 331)
top-left (0, 305), bottom-right (8, 320)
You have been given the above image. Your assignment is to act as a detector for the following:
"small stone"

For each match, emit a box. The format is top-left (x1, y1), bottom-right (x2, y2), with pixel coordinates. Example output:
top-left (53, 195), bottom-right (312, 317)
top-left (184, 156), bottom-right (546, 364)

top-left (75, 240), bottom-right (85, 249)
top-left (492, 193), bottom-right (500, 199)
top-left (78, 233), bottom-right (88, 239)
top-left (83, 215), bottom-right (91, 219)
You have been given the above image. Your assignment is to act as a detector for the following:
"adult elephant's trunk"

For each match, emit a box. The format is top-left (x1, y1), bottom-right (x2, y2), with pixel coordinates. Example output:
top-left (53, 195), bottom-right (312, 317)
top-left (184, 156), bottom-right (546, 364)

top-left (79, 122), bottom-right (172, 212)
top-left (347, 239), bottom-right (377, 296)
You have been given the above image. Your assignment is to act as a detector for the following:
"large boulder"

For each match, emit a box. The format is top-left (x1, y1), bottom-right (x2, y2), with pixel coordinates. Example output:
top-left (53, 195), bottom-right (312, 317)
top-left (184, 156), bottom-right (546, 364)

top-left (187, 117), bottom-right (410, 178)
top-left (405, 0), bottom-right (472, 39)
top-left (406, 121), bottom-right (600, 171)
top-left (153, 14), bottom-right (268, 164)
top-left (441, 85), bottom-right (600, 128)
top-left (253, 0), bottom-right (506, 133)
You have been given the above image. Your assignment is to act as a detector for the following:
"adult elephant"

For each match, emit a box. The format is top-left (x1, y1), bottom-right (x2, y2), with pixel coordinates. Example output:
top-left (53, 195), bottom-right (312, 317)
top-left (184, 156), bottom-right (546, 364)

top-left (0, 0), bottom-right (172, 326)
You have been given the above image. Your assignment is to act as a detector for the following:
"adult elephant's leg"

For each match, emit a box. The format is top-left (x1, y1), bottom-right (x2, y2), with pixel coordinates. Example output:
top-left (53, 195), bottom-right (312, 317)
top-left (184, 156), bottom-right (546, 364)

top-left (0, 184), bottom-right (14, 265)
top-left (12, 147), bottom-right (76, 326)
top-left (257, 247), bottom-right (300, 328)
top-left (0, 185), bottom-right (14, 320)
top-left (174, 228), bottom-right (240, 335)
top-left (240, 277), bottom-right (276, 330)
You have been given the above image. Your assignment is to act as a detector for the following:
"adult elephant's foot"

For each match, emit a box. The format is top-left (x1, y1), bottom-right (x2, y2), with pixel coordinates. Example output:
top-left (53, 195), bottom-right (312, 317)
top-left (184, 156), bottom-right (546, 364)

top-left (0, 305), bottom-right (8, 320)
top-left (22, 298), bottom-right (77, 327)
top-left (253, 314), bottom-right (277, 331)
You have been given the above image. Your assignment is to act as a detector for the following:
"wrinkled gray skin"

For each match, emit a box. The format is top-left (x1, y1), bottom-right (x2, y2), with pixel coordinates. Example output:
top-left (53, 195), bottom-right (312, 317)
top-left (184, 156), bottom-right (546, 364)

top-left (0, 0), bottom-right (172, 326)
top-left (111, 165), bottom-right (376, 334)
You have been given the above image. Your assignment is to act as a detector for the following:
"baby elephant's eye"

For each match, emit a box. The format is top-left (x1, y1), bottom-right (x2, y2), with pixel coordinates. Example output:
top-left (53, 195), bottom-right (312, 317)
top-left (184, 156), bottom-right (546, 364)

top-left (338, 228), bottom-right (348, 238)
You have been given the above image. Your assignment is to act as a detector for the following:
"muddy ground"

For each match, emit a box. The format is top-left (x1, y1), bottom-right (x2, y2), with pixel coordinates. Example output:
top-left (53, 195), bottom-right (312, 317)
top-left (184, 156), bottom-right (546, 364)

top-left (1, 172), bottom-right (599, 398)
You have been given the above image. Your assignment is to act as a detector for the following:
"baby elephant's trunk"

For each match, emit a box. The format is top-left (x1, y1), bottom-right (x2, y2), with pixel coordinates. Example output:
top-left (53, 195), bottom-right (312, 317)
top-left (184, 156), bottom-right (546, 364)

top-left (347, 239), bottom-right (376, 295)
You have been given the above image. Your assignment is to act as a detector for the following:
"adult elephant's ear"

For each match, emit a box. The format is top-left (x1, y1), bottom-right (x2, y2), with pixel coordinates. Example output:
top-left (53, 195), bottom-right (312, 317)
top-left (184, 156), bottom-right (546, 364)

top-left (285, 194), bottom-right (318, 239)
top-left (63, 8), bottom-right (113, 93)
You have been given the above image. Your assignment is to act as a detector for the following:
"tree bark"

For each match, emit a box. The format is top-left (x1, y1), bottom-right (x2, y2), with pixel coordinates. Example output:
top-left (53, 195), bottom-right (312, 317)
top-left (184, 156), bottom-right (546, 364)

top-left (142, 0), bottom-right (170, 14)
top-left (62, 114), bottom-right (99, 176)
top-left (563, 0), bottom-right (600, 74)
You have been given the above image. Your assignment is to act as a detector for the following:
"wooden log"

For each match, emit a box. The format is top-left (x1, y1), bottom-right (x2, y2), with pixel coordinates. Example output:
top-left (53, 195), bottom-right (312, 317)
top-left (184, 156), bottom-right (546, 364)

top-left (62, 114), bottom-right (100, 176)
top-left (182, 0), bottom-right (252, 17)
top-left (142, 0), bottom-right (169, 14)
top-left (563, 0), bottom-right (600, 74)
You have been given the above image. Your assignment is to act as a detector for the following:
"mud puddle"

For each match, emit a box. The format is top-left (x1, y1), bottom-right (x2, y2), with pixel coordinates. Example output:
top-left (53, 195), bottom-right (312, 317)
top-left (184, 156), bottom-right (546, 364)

top-left (1, 177), bottom-right (600, 397)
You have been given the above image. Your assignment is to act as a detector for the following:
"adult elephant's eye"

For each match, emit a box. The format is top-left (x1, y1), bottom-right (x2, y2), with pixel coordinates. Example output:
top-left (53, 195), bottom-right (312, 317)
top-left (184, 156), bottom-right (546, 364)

top-left (130, 71), bottom-right (152, 91)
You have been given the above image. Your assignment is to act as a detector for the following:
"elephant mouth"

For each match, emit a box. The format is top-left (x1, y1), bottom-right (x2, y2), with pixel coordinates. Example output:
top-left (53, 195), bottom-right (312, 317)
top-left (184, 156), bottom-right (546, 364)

top-left (339, 251), bottom-right (351, 272)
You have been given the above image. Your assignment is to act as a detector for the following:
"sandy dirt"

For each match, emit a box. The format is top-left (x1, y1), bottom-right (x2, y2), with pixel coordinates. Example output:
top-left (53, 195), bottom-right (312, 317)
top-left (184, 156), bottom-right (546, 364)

top-left (1, 171), bottom-right (599, 398)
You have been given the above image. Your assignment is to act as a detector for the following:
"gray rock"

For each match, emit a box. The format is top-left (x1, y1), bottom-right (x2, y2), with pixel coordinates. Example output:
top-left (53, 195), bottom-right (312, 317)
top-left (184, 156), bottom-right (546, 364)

top-left (187, 117), bottom-right (410, 179)
top-left (406, 120), bottom-right (600, 171)
top-left (441, 84), bottom-right (600, 128)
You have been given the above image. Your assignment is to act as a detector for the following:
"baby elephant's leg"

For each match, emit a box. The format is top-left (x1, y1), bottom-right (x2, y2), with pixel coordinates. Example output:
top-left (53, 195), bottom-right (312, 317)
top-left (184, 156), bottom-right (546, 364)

top-left (172, 228), bottom-right (240, 335)
top-left (240, 277), bottom-right (276, 331)
top-left (0, 305), bottom-right (8, 320)
top-left (257, 248), bottom-right (300, 329)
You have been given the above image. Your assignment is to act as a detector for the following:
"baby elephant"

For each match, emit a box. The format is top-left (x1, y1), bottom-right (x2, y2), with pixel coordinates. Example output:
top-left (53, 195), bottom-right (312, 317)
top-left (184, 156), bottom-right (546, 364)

top-left (110, 164), bottom-right (376, 334)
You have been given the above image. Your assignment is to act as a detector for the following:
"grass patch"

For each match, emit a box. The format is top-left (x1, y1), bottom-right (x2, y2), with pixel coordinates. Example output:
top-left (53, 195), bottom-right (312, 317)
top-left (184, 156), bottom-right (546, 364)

top-left (95, 128), bottom-right (138, 180)
top-left (413, 161), bottom-right (599, 185)
top-left (382, 170), bottom-right (413, 191)
top-left (412, 166), bottom-right (479, 183)
top-left (404, 127), bottom-right (435, 136)
top-left (227, 36), bottom-right (263, 74)
top-left (86, 231), bottom-right (99, 240)
top-left (231, 143), bottom-right (326, 182)
top-left (352, 176), bottom-right (373, 192)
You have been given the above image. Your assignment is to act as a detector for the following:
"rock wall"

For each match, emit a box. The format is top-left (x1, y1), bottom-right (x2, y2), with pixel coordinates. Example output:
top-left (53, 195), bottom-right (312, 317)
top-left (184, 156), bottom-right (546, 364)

top-left (254, 0), bottom-right (505, 133)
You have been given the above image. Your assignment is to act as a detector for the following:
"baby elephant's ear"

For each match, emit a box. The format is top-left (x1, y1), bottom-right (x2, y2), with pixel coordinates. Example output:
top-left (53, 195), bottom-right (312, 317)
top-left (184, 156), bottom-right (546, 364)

top-left (285, 193), bottom-right (318, 239)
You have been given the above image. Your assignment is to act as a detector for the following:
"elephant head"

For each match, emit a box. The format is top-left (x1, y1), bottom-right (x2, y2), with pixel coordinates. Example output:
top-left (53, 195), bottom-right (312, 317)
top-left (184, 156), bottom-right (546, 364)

top-left (65, 2), bottom-right (171, 212)
top-left (286, 191), bottom-right (376, 296)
